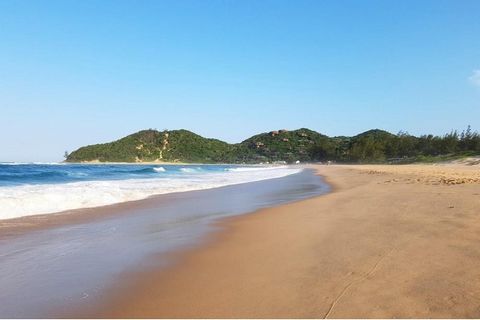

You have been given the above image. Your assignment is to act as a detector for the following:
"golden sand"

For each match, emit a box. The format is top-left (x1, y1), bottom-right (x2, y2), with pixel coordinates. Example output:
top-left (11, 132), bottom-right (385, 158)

top-left (77, 164), bottom-right (480, 318)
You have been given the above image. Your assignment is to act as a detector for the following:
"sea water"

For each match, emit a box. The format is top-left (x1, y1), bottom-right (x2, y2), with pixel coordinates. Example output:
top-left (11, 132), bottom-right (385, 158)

top-left (0, 164), bottom-right (329, 317)
top-left (0, 163), bottom-right (301, 220)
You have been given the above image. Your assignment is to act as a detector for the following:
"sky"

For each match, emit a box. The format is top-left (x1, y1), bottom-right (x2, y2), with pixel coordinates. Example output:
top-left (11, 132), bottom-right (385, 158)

top-left (0, 0), bottom-right (479, 162)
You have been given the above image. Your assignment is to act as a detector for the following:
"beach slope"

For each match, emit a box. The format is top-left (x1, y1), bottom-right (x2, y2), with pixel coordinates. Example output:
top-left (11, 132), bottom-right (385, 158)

top-left (85, 164), bottom-right (480, 318)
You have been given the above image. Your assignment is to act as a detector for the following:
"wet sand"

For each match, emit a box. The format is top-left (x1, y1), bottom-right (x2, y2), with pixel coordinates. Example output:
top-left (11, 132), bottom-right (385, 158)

top-left (82, 164), bottom-right (480, 318)
top-left (0, 169), bottom-right (328, 318)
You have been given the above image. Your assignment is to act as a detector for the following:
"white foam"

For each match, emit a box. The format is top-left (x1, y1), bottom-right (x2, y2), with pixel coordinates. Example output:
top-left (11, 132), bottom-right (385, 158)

top-left (153, 167), bottom-right (166, 172)
top-left (180, 167), bottom-right (200, 173)
top-left (0, 166), bottom-right (302, 220)
top-left (0, 162), bottom-right (31, 166)
top-left (226, 165), bottom-right (289, 172)
top-left (32, 162), bottom-right (65, 165)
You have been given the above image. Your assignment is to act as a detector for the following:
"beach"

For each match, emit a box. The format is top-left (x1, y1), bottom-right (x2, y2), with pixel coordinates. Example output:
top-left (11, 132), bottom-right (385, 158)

top-left (77, 164), bottom-right (480, 318)
top-left (0, 165), bottom-right (327, 318)
top-left (3, 0), bottom-right (479, 318)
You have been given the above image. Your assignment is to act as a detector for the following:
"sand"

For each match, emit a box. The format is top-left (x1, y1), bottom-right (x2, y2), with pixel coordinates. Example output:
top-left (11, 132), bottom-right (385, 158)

top-left (79, 164), bottom-right (480, 318)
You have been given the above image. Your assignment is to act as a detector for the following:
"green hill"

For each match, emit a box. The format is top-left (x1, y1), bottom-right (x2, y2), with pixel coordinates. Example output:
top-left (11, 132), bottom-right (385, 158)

top-left (66, 127), bottom-right (480, 164)
top-left (344, 129), bottom-right (397, 162)
top-left (66, 129), bottom-right (234, 163)
top-left (66, 128), bottom-right (335, 164)
top-left (237, 128), bottom-right (333, 163)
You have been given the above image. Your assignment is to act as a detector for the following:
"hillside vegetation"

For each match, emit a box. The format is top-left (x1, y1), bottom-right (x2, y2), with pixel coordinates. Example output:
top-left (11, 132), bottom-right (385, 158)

top-left (66, 126), bottom-right (480, 164)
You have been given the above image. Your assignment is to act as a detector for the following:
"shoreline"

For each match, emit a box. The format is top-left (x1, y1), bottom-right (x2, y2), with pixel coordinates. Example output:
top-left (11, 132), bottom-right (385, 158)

top-left (0, 169), bottom-right (329, 318)
top-left (0, 167), bottom-right (326, 239)
top-left (62, 161), bottom-right (293, 166)
top-left (0, 172), bottom-right (316, 240)
top-left (0, 169), bottom-right (313, 238)
top-left (74, 164), bottom-right (480, 318)
top-left (0, 163), bottom-right (304, 226)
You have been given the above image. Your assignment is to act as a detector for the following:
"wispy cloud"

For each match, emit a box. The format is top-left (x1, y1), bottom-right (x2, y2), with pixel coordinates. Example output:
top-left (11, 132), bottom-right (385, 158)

top-left (469, 69), bottom-right (480, 87)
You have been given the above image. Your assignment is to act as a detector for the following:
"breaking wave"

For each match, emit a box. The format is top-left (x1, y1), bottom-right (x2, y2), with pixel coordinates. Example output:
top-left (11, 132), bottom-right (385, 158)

top-left (0, 165), bottom-right (302, 220)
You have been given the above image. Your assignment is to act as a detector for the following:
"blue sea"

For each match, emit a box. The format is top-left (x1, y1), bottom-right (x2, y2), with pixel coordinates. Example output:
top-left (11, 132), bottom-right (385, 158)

top-left (0, 163), bottom-right (302, 220)
top-left (0, 162), bottom-right (330, 317)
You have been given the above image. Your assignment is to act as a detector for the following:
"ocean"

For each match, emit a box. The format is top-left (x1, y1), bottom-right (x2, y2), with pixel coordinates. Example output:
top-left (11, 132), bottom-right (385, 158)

top-left (0, 163), bottom-right (302, 220)
top-left (0, 163), bottom-right (329, 317)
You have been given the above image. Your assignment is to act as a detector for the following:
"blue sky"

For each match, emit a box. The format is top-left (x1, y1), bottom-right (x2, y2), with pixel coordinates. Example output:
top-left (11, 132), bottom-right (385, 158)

top-left (1, 0), bottom-right (479, 161)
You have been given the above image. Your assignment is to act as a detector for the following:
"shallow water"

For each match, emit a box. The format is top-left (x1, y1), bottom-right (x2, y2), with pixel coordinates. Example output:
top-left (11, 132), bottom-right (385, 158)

top-left (0, 163), bottom-right (301, 219)
top-left (0, 169), bottom-right (329, 318)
